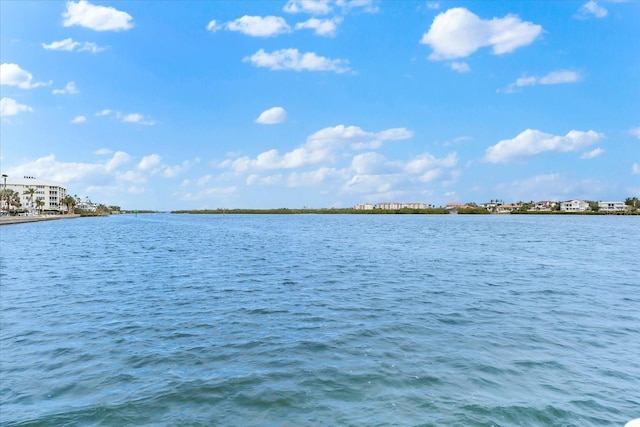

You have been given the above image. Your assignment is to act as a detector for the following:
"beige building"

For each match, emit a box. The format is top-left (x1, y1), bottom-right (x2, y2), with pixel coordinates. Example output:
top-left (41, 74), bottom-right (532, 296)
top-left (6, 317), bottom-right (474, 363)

top-left (3, 176), bottom-right (68, 214)
top-left (354, 203), bottom-right (374, 210)
top-left (376, 202), bottom-right (404, 210)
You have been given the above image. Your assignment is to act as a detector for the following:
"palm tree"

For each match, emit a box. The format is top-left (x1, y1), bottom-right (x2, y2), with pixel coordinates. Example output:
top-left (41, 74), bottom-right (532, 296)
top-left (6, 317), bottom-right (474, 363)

top-left (61, 195), bottom-right (76, 215)
top-left (23, 187), bottom-right (36, 214)
top-left (35, 199), bottom-right (44, 215)
top-left (3, 189), bottom-right (20, 214)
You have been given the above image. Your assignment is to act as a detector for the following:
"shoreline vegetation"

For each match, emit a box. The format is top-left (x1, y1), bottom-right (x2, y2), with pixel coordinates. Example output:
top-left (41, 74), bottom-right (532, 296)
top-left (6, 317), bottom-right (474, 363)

top-left (170, 208), bottom-right (638, 215)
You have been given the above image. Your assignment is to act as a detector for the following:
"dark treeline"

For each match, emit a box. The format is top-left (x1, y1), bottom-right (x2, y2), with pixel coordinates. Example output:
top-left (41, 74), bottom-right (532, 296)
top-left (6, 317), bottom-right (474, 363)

top-left (171, 208), bottom-right (450, 215)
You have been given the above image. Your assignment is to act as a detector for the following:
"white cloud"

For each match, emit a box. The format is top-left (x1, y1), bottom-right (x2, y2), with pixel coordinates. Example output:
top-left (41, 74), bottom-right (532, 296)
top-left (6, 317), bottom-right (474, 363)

top-left (0, 63), bottom-right (51, 89)
top-left (420, 7), bottom-right (542, 60)
top-left (180, 186), bottom-right (238, 202)
top-left (105, 151), bottom-right (131, 171)
top-left (243, 48), bottom-right (350, 73)
top-left (4, 152), bottom-right (132, 186)
top-left (70, 115), bottom-right (86, 124)
top-left (283, 0), bottom-right (333, 14)
top-left (630, 127), bottom-right (640, 140)
top-left (95, 148), bottom-right (112, 155)
top-left (501, 70), bottom-right (581, 93)
top-left (350, 152), bottom-right (401, 175)
top-left (256, 106), bottom-right (287, 124)
top-left (576, 1), bottom-right (608, 19)
top-left (335, 0), bottom-right (379, 14)
top-left (341, 173), bottom-right (398, 195)
top-left (0, 97), bottom-right (33, 117)
top-left (450, 61), bottom-right (470, 73)
top-left (633, 163), bottom-right (640, 175)
top-left (427, 2), bottom-right (440, 9)
top-left (206, 20), bottom-right (220, 31)
top-left (95, 109), bottom-right (112, 116)
top-left (52, 81), bottom-right (79, 95)
top-left (42, 38), bottom-right (105, 53)
top-left (295, 17), bottom-right (342, 36)
top-left (485, 129), bottom-right (605, 163)
top-left (223, 15), bottom-right (291, 37)
top-left (405, 152), bottom-right (458, 173)
top-left (120, 112), bottom-right (156, 125)
top-left (538, 70), bottom-right (581, 84)
top-left (224, 124), bottom-right (413, 173)
top-left (138, 154), bottom-right (162, 171)
top-left (63, 0), bottom-right (133, 31)
top-left (286, 168), bottom-right (347, 188)
top-left (496, 173), bottom-right (605, 202)
top-left (580, 147), bottom-right (605, 159)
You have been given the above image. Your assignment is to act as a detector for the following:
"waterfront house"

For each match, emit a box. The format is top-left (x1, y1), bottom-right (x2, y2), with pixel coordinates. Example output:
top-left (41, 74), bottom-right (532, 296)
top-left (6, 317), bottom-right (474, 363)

top-left (597, 201), bottom-right (627, 212)
top-left (495, 204), bottom-right (521, 214)
top-left (560, 200), bottom-right (589, 212)
top-left (529, 201), bottom-right (557, 212)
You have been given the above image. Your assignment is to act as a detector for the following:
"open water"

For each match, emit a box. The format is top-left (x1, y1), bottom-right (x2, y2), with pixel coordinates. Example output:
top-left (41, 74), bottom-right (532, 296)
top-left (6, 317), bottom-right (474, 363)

top-left (0, 214), bottom-right (639, 426)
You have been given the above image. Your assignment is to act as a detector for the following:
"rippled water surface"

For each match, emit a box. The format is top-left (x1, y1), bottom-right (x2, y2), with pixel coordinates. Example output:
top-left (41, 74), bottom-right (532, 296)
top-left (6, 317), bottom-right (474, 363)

top-left (1, 214), bottom-right (639, 426)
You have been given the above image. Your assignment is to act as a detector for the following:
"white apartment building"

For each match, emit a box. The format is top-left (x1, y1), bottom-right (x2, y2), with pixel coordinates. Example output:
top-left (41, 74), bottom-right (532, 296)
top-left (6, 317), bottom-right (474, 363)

top-left (597, 201), bottom-right (626, 212)
top-left (403, 202), bottom-right (427, 209)
top-left (376, 202), bottom-right (404, 210)
top-left (3, 176), bottom-right (68, 213)
top-left (560, 199), bottom-right (589, 212)
top-left (354, 203), bottom-right (374, 210)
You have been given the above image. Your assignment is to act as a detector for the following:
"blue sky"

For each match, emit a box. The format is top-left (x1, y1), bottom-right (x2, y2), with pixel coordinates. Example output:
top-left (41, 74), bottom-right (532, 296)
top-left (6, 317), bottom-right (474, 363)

top-left (1, 0), bottom-right (638, 210)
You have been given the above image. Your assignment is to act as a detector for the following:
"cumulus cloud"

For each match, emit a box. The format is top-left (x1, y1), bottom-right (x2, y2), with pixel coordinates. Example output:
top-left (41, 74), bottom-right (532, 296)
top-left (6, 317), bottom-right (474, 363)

top-left (633, 163), bottom-right (640, 174)
top-left (630, 127), bottom-right (640, 140)
top-left (420, 7), bottom-right (542, 60)
top-left (219, 123), bottom-right (458, 203)
top-left (63, 0), bottom-right (133, 31)
top-left (52, 81), bottom-right (79, 95)
top-left (350, 152), bottom-right (400, 175)
top-left (5, 152), bottom-right (132, 187)
top-left (575, 1), bottom-right (608, 19)
top-left (580, 147), bottom-right (605, 159)
top-left (496, 173), bottom-right (605, 202)
top-left (0, 63), bottom-right (51, 89)
top-left (0, 97), bottom-right (33, 117)
top-left (256, 106), bottom-right (287, 124)
top-left (286, 167), bottom-right (348, 188)
top-left (224, 125), bottom-right (413, 173)
top-left (180, 186), bottom-right (238, 202)
top-left (70, 115), bottom-right (86, 124)
top-left (137, 154), bottom-right (162, 171)
top-left (218, 15), bottom-right (291, 37)
top-left (205, 20), bottom-right (220, 32)
top-left (119, 112), bottom-right (156, 125)
top-left (500, 70), bottom-right (581, 93)
top-left (485, 129), bottom-right (605, 163)
top-left (243, 48), bottom-right (350, 73)
top-left (405, 152), bottom-right (458, 173)
top-left (95, 109), bottom-right (112, 116)
top-left (295, 17), bottom-right (342, 36)
top-left (427, 2), bottom-right (440, 9)
top-left (42, 38), bottom-right (105, 53)
top-left (450, 61), bottom-right (470, 73)
top-left (283, 0), bottom-right (334, 14)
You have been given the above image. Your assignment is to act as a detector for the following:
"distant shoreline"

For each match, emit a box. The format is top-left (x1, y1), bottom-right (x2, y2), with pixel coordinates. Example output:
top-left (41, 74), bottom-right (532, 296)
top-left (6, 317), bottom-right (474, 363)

top-left (0, 214), bottom-right (81, 226)
top-left (170, 208), bottom-right (638, 215)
